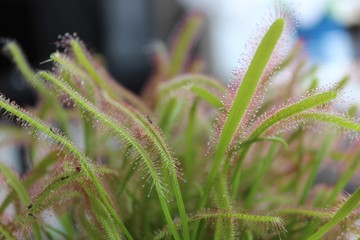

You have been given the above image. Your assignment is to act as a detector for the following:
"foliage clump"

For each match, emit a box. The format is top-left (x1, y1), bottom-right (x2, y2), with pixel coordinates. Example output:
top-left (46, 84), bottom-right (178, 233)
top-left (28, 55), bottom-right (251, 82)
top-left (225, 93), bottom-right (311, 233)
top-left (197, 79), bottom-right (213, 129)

top-left (0, 7), bottom-right (359, 240)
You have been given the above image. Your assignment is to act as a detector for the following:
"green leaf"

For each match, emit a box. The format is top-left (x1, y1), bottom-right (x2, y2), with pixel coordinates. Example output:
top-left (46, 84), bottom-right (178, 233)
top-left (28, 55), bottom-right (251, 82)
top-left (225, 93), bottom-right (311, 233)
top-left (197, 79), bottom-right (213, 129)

top-left (194, 210), bottom-right (284, 227)
top-left (0, 95), bottom-right (133, 240)
top-left (298, 136), bottom-right (332, 205)
top-left (0, 162), bottom-right (30, 206)
top-left (308, 187), bottom-right (360, 240)
top-left (277, 208), bottom-right (333, 219)
top-left (190, 85), bottom-right (224, 108)
top-left (334, 75), bottom-right (349, 91)
top-left (200, 17), bottom-right (285, 207)
top-left (327, 151), bottom-right (360, 205)
top-left (0, 162), bottom-right (41, 239)
top-left (38, 71), bottom-right (180, 240)
top-left (70, 40), bottom-right (112, 95)
top-left (194, 18), bottom-right (285, 239)
top-left (154, 209), bottom-right (284, 240)
top-left (219, 18), bottom-right (285, 154)
top-left (184, 98), bottom-right (199, 178)
top-left (297, 112), bottom-right (360, 131)
top-left (158, 97), bottom-right (184, 135)
top-left (237, 136), bottom-right (288, 149)
top-left (50, 52), bottom-right (97, 102)
top-left (25, 172), bottom-right (83, 220)
top-left (2, 41), bottom-right (39, 91)
top-left (157, 74), bottom-right (225, 108)
top-left (213, 175), bottom-right (233, 240)
top-left (3, 41), bottom-right (69, 134)
top-left (102, 91), bottom-right (190, 240)
top-left (85, 185), bottom-right (123, 240)
top-left (248, 91), bottom-right (338, 140)
top-left (0, 223), bottom-right (16, 240)
top-left (244, 143), bottom-right (278, 209)
top-left (0, 152), bottom-right (57, 213)
top-left (169, 13), bottom-right (204, 77)
top-left (70, 39), bottom-right (149, 113)
top-left (159, 74), bottom-right (225, 97)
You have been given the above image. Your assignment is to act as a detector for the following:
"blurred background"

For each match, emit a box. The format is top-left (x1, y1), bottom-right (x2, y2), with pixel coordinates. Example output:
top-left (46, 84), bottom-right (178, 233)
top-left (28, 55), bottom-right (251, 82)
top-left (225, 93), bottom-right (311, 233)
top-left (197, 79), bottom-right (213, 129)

top-left (1, 0), bottom-right (360, 106)
top-left (0, 0), bottom-right (360, 177)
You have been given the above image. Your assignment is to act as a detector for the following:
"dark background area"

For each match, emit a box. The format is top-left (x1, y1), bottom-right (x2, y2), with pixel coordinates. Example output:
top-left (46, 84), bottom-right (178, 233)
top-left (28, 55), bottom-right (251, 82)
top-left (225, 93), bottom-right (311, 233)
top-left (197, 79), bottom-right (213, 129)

top-left (0, 0), bottom-right (183, 106)
top-left (2, 0), bottom-right (360, 108)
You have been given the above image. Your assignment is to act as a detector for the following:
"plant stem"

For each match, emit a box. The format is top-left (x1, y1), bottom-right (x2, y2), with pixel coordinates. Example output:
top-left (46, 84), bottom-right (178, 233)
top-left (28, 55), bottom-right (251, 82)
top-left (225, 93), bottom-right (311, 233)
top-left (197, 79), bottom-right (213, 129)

top-left (244, 143), bottom-right (277, 209)
top-left (327, 152), bottom-right (360, 205)
top-left (185, 98), bottom-right (199, 179)
top-left (231, 146), bottom-right (251, 198)
top-left (299, 136), bottom-right (332, 205)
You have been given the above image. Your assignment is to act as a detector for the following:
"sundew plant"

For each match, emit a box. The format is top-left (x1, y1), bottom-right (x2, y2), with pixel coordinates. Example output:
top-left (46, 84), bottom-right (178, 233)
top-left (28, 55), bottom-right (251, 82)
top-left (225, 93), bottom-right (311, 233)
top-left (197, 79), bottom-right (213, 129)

top-left (0, 7), bottom-right (360, 240)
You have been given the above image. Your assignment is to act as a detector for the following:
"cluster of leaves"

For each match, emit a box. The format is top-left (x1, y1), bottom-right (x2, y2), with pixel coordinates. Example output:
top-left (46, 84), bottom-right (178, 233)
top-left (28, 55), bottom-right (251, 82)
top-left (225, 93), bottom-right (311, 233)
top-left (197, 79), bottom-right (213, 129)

top-left (0, 11), bottom-right (359, 240)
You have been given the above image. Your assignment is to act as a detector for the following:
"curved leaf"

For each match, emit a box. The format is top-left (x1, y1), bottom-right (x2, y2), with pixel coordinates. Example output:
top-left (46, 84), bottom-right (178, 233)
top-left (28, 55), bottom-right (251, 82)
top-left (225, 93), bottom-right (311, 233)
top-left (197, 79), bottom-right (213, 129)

top-left (199, 18), bottom-right (286, 211)
top-left (38, 71), bottom-right (181, 240)
top-left (0, 95), bottom-right (133, 240)
top-left (248, 91), bottom-right (338, 140)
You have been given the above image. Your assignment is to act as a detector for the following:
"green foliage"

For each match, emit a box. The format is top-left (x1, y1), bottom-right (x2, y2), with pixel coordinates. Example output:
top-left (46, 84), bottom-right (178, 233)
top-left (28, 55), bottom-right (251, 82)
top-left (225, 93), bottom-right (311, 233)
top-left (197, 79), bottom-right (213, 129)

top-left (0, 162), bottom-right (30, 207)
top-left (0, 11), bottom-right (359, 240)
top-left (308, 187), bottom-right (360, 240)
